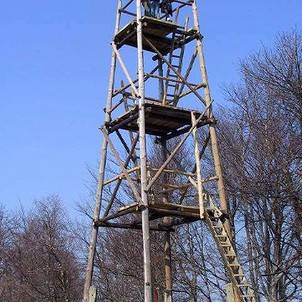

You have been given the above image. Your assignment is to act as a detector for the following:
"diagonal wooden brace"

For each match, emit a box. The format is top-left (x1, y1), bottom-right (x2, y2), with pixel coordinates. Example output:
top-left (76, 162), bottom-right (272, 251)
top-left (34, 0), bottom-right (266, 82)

top-left (102, 128), bottom-right (142, 204)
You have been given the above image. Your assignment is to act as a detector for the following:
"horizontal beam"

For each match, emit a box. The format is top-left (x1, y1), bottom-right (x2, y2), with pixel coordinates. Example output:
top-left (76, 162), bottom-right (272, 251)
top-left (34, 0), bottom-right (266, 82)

top-left (119, 9), bottom-right (136, 17)
top-left (100, 203), bottom-right (140, 223)
top-left (145, 73), bottom-right (203, 88)
top-left (95, 221), bottom-right (174, 232)
top-left (149, 207), bottom-right (200, 219)
top-left (103, 166), bottom-right (140, 186)
top-left (107, 113), bottom-right (139, 133)
top-left (148, 167), bottom-right (196, 178)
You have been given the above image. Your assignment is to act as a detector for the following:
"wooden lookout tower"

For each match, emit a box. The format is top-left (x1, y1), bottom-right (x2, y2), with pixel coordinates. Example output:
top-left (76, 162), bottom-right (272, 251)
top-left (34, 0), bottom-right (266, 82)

top-left (83, 1), bottom-right (255, 301)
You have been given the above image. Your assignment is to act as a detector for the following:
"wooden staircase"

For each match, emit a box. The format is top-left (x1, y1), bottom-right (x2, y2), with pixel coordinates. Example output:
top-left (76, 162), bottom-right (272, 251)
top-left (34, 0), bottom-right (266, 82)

top-left (205, 202), bottom-right (256, 302)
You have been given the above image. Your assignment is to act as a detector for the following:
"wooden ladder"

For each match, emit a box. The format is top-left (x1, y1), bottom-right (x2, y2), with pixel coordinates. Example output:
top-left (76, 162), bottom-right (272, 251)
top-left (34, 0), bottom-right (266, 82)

top-left (164, 19), bottom-right (188, 105)
top-left (205, 203), bottom-right (256, 302)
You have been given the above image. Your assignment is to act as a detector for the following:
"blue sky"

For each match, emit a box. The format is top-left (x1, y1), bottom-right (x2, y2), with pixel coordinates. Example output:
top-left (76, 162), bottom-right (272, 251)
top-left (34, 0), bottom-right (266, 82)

top-left (1, 0), bottom-right (301, 213)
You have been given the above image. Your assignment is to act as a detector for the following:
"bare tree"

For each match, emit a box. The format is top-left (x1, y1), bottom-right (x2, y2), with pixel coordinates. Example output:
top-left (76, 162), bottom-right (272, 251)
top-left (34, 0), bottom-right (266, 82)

top-left (78, 29), bottom-right (302, 302)
top-left (0, 195), bottom-right (83, 302)
top-left (220, 30), bottom-right (302, 302)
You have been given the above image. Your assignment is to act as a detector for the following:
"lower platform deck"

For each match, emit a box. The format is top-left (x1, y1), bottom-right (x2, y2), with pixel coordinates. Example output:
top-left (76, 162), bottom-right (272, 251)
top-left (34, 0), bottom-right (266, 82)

top-left (106, 102), bottom-right (213, 137)
top-left (96, 202), bottom-right (202, 231)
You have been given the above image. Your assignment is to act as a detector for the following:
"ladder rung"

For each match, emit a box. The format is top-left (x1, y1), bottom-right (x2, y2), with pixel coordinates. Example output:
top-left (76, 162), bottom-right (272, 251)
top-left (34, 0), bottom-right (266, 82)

top-left (225, 253), bottom-right (236, 257)
top-left (229, 263), bottom-right (240, 267)
top-left (234, 273), bottom-right (244, 277)
top-left (171, 60), bottom-right (180, 65)
top-left (238, 284), bottom-right (249, 287)
top-left (206, 205), bottom-right (256, 301)
top-left (231, 268), bottom-right (240, 273)
top-left (219, 238), bottom-right (229, 242)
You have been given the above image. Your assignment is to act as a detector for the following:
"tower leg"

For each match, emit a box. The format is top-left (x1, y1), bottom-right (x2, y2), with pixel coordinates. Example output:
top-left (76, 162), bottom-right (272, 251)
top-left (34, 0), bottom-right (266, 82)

top-left (136, 1), bottom-right (152, 301)
top-left (83, 2), bottom-right (122, 301)
top-left (164, 232), bottom-right (172, 302)
top-left (191, 0), bottom-right (231, 238)
top-left (88, 286), bottom-right (97, 302)
top-left (161, 141), bottom-right (173, 302)
top-left (158, 60), bottom-right (173, 302)
top-left (83, 138), bottom-right (108, 302)
top-left (226, 283), bottom-right (241, 302)
top-left (191, 112), bottom-right (204, 219)
top-left (192, 2), bottom-right (241, 301)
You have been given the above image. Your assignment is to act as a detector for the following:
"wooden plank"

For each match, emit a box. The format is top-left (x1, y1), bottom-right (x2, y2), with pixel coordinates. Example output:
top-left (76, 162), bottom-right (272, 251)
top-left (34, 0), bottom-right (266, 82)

top-left (108, 113), bottom-right (139, 133)
top-left (118, 202), bottom-right (140, 213)
top-left (150, 202), bottom-right (200, 213)
top-left (88, 286), bottom-right (97, 302)
top-left (95, 221), bottom-right (174, 232)
top-left (100, 202), bottom-right (140, 222)
top-left (103, 166), bottom-right (140, 186)
top-left (149, 207), bottom-right (200, 219)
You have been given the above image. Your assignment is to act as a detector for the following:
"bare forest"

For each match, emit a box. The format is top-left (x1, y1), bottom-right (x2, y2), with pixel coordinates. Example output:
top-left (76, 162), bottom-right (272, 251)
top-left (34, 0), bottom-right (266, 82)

top-left (1, 30), bottom-right (301, 302)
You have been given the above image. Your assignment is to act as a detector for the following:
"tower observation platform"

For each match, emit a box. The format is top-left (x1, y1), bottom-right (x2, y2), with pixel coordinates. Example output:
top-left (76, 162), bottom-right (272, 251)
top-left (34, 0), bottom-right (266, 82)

top-left (114, 16), bottom-right (197, 54)
top-left (83, 1), bottom-right (256, 302)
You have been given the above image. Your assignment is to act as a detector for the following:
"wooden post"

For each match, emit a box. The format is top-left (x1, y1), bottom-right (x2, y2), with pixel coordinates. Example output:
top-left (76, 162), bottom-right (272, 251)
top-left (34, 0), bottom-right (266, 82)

top-left (225, 283), bottom-right (236, 302)
top-left (158, 59), bottom-right (165, 104)
top-left (136, 1), bottom-right (153, 301)
top-left (192, 2), bottom-right (242, 301)
top-left (88, 286), bottom-right (97, 302)
top-left (158, 64), bottom-right (172, 302)
top-left (160, 140), bottom-right (173, 302)
top-left (164, 231), bottom-right (172, 302)
top-left (82, 1), bottom-right (122, 301)
top-left (191, 0), bottom-right (232, 238)
top-left (191, 112), bottom-right (204, 219)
